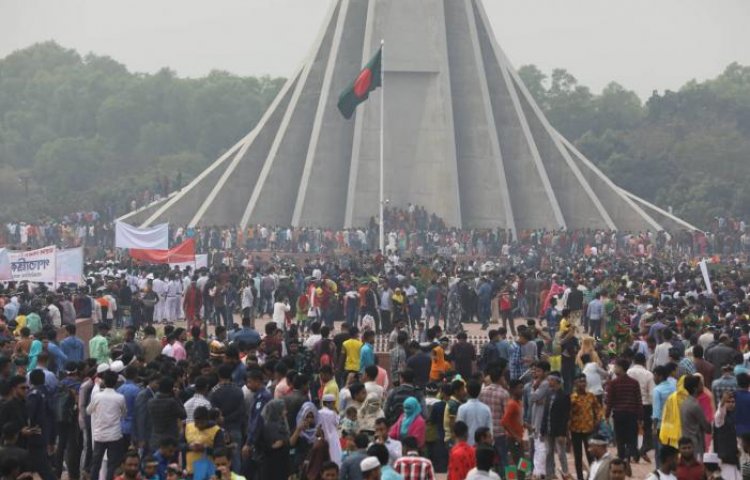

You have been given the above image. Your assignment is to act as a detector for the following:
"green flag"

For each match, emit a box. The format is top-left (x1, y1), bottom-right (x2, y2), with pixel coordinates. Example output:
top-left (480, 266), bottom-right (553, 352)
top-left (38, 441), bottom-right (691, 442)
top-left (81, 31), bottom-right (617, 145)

top-left (337, 47), bottom-right (382, 119)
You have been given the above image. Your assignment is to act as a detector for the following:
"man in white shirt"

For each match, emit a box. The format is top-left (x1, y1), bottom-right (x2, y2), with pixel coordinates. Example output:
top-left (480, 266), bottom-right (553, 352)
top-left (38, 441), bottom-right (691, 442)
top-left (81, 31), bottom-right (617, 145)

top-left (46, 296), bottom-right (61, 328)
top-left (86, 370), bottom-right (126, 480)
top-left (627, 352), bottom-right (655, 461)
top-left (272, 297), bottom-right (290, 331)
top-left (165, 275), bottom-right (183, 322)
top-left (370, 418), bottom-right (402, 466)
top-left (652, 329), bottom-right (675, 368)
top-left (363, 365), bottom-right (385, 399)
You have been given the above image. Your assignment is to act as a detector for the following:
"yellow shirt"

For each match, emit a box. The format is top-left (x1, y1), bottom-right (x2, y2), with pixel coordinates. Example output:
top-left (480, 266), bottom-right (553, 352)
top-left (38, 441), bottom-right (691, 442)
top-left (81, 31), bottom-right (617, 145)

top-left (13, 315), bottom-right (26, 336)
top-left (323, 379), bottom-right (340, 411)
top-left (185, 423), bottom-right (221, 473)
top-left (343, 338), bottom-right (363, 372)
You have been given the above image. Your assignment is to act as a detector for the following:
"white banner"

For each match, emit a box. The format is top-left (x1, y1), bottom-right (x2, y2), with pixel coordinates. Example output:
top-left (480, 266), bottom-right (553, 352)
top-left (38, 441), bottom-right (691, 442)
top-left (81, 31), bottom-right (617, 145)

top-left (115, 221), bottom-right (169, 250)
top-left (7, 246), bottom-right (57, 283)
top-left (56, 247), bottom-right (84, 284)
top-left (169, 253), bottom-right (208, 271)
top-left (0, 249), bottom-right (11, 281)
top-left (699, 259), bottom-right (713, 295)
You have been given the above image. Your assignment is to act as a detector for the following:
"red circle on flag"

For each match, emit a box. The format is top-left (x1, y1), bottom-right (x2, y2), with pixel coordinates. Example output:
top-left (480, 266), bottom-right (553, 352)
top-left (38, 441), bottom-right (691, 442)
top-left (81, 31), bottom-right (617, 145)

top-left (353, 69), bottom-right (373, 98)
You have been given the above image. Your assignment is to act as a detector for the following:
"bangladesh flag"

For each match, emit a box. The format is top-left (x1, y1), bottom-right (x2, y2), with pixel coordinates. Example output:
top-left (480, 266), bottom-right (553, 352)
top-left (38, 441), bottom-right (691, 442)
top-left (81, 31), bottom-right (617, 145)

top-left (504, 465), bottom-right (519, 480)
top-left (517, 457), bottom-right (532, 474)
top-left (337, 47), bottom-right (382, 119)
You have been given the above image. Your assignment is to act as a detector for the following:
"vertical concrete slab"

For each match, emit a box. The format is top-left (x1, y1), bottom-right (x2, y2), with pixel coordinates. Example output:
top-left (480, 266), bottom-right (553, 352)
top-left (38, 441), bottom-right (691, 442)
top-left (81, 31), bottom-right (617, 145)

top-left (349, 0), bottom-right (462, 228)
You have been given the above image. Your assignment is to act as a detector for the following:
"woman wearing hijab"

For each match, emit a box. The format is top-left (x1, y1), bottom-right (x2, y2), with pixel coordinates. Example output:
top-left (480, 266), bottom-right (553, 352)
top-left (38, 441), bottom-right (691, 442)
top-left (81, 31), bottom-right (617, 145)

top-left (389, 396), bottom-right (426, 448)
top-left (318, 394), bottom-right (342, 465)
top-left (293, 402), bottom-right (319, 473)
top-left (257, 399), bottom-right (291, 480)
top-left (429, 341), bottom-right (450, 382)
top-left (358, 395), bottom-right (384, 434)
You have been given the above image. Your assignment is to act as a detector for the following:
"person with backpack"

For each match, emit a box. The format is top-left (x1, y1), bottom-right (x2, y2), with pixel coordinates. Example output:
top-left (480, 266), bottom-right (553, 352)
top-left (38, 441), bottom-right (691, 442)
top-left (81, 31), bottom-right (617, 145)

top-left (54, 362), bottom-right (82, 480)
top-left (27, 368), bottom-right (56, 480)
top-left (384, 369), bottom-right (426, 427)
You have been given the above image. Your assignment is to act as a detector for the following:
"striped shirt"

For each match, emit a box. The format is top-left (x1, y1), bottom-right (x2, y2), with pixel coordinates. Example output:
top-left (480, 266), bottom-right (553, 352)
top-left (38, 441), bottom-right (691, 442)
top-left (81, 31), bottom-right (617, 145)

top-left (394, 453), bottom-right (436, 480)
top-left (606, 375), bottom-right (643, 419)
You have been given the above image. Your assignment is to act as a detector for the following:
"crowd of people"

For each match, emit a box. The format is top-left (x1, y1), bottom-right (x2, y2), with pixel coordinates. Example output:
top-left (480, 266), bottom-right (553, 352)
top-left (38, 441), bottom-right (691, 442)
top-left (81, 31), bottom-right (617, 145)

top-left (5, 207), bottom-right (750, 260)
top-left (1, 215), bottom-right (750, 480)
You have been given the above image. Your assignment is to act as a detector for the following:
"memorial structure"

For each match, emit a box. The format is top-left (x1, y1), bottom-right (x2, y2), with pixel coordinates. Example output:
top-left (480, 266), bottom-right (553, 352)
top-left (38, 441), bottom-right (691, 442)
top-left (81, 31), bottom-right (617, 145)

top-left (121, 0), bottom-right (697, 234)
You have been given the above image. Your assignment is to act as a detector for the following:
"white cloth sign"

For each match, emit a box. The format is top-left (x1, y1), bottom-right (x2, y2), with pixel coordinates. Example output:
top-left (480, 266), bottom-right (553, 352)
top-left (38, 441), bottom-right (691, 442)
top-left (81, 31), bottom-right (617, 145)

top-left (0, 249), bottom-right (11, 281)
top-left (7, 246), bottom-right (57, 283)
top-left (56, 247), bottom-right (84, 284)
top-left (115, 222), bottom-right (169, 250)
top-left (169, 253), bottom-right (208, 271)
top-left (699, 259), bottom-right (713, 295)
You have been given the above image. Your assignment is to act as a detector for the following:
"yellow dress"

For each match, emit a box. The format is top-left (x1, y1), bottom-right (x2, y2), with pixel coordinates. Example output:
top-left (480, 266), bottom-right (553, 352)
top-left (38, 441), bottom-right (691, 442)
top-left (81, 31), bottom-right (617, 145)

top-left (185, 423), bottom-right (221, 473)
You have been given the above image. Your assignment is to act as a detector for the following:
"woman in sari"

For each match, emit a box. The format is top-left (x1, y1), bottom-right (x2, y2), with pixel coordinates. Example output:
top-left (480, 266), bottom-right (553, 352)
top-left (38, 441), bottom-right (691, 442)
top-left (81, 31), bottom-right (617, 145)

top-left (389, 397), bottom-right (426, 448)
top-left (257, 399), bottom-right (291, 480)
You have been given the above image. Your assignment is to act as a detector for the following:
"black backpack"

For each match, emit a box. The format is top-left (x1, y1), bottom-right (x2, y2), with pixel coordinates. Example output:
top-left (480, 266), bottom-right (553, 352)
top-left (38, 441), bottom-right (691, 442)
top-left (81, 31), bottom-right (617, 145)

top-left (53, 382), bottom-right (78, 424)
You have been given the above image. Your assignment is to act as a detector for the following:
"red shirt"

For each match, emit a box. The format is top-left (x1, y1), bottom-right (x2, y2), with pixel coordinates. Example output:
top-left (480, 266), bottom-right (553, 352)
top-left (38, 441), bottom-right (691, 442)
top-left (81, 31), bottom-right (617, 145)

top-left (501, 398), bottom-right (524, 441)
top-left (448, 441), bottom-right (476, 480)
top-left (676, 459), bottom-right (705, 480)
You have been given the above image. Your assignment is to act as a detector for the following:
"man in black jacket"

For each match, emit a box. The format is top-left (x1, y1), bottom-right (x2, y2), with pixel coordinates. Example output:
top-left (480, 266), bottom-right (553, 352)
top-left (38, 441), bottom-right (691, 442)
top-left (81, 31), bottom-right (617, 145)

top-left (147, 377), bottom-right (186, 450)
top-left (541, 372), bottom-right (571, 479)
top-left (210, 363), bottom-right (246, 472)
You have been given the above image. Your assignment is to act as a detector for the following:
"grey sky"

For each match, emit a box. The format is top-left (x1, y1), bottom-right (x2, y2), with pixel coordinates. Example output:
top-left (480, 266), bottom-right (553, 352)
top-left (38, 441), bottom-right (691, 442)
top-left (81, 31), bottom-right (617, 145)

top-left (1, 0), bottom-right (748, 100)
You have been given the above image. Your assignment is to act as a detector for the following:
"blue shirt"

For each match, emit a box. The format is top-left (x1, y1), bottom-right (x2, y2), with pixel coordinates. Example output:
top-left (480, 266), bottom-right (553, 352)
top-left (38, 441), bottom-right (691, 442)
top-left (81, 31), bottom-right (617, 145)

top-left (381, 465), bottom-right (404, 480)
top-left (736, 390), bottom-right (750, 436)
top-left (231, 362), bottom-right (247, 387)
top-left (587, 299), bottom-right (604, 320)
top-left (360, 343), bottom-right (375, 373)
top-left (652, 380), bottom-right (676, 421)
top-left (4, 302), bottom-right (18, 322)
top-left (117, 380), bottom-right (142, 435)
top-left (456, 398), bottom-right (493, 446)
top-left (60, 336), bottom-right (85, 363)
top-left (46, 343), bottom-right (68, 374)
top-left (246, 387), bottom-right (272, 444)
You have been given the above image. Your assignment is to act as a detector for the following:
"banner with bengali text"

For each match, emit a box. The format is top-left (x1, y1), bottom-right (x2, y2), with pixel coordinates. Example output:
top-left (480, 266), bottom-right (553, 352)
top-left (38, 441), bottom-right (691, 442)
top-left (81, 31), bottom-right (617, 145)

top-left (7, 246), bottom-right (57, 283)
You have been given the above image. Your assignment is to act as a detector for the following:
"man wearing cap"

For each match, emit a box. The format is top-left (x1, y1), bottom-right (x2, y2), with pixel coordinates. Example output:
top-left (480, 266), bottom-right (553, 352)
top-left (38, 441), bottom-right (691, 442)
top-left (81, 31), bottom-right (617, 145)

top-left (360, 455), bottom-right (382, 480)
top-left (587, 434), bottom-right (613, 480)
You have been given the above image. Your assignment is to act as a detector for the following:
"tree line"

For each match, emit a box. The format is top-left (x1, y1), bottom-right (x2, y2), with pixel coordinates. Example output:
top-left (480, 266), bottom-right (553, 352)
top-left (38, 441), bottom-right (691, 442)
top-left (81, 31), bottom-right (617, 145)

top-left (0, 41), bottom-right (748, 228)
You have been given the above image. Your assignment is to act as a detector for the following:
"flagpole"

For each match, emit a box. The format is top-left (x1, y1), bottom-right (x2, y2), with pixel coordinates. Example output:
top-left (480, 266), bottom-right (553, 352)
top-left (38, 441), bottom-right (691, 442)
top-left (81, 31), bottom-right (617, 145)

top-left (379, 39), bottom-right (385, 255)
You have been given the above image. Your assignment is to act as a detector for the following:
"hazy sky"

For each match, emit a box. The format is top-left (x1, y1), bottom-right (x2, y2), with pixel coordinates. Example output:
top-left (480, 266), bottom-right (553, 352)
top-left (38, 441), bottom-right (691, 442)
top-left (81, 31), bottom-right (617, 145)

top-left (1, 0), bottom-right (748, 100)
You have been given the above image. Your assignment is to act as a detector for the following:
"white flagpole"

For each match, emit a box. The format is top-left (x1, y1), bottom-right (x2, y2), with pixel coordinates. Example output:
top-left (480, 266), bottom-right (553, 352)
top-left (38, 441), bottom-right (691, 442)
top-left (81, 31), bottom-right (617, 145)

top-left (379, 39), bottom-right (385, 255)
